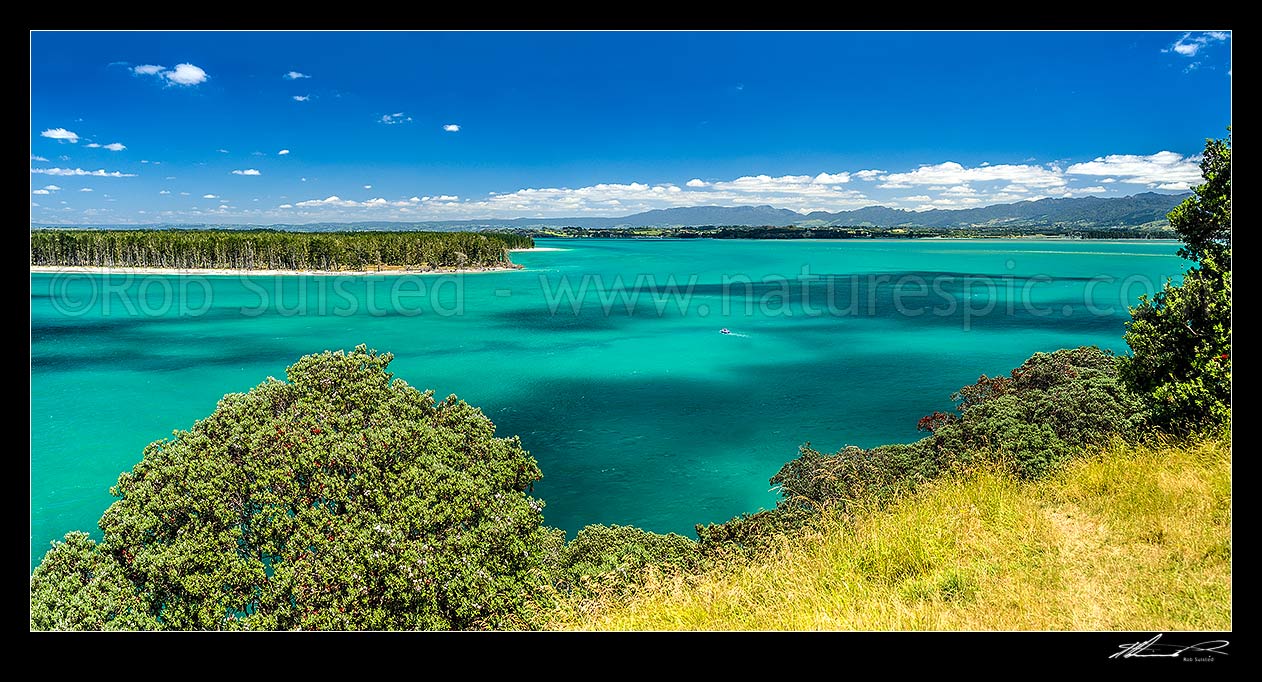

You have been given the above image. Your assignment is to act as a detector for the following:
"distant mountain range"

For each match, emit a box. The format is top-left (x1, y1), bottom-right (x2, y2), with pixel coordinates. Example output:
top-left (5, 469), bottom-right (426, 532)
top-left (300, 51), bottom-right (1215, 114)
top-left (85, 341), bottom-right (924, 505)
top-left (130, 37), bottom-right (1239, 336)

top-left (33, 192), bottom-right (1189, 232)
top-left (562, 192), bottom-right (1189, 229)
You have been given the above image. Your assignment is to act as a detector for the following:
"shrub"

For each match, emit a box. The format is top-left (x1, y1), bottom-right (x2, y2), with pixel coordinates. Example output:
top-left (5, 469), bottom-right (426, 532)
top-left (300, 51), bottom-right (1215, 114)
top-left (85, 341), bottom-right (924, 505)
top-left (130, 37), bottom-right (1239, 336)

top-left (556, 524), bottom-right (700, 593)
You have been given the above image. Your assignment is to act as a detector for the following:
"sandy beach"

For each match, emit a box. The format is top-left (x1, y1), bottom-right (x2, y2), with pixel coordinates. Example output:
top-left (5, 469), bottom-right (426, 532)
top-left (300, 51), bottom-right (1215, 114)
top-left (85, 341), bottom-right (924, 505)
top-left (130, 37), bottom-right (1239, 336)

top-left (30, 265), bottom-right (524, 277)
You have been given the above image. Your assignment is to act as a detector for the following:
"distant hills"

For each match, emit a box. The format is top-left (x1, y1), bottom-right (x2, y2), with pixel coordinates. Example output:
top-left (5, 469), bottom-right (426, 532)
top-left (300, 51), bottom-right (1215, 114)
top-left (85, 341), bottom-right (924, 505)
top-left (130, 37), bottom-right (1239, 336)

top-left (32, 192), bottom-right (1189, 232)
top-left (564, 192), bottom-right (1189, 229)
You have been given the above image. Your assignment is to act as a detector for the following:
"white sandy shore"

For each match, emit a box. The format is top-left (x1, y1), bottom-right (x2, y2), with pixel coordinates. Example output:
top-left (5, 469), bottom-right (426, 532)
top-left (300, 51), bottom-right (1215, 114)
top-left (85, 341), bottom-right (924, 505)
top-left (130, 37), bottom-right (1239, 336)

top-left (30, 265), bottom-right (523, 277)
top-left (510, 246), bottom-right (567, 252)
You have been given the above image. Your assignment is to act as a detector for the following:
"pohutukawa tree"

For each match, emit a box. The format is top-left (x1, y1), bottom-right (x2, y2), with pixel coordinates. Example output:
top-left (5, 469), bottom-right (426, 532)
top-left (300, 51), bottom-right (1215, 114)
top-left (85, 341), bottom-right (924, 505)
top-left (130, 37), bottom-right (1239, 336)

top-left (31, 346), bottom-right (554, 630)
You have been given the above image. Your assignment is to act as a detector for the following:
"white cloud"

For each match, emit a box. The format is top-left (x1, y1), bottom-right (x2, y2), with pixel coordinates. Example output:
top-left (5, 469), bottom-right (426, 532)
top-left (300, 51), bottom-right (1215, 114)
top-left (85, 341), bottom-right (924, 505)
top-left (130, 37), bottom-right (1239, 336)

top-left (32, 189), bottom-right (49, 195)
top-left (813, 172), bottom-right (850, 184)
top-left (915, 197), bottom-right (986, 209)
top-left (30, 167), bottom-right (136, 177)
top-left (103, 142), bottom-right (126, 151)
top-left (281, 170), bottom-right (879, 220)
top-left (86, 143), bottom-right (100, 148)
top-left (203, 194), bottom-right (218, 199)
top-left (30, 154), bottom-right (48, 161)
top-left (1100, 177), bottom-right (1116, 183)
top-left (232, 169), bottom-right (262, 176)
top-left (295, 195), bottom-right (361, 208)
top-left (159, 190), bottom-right (171, 194)
top-left (1168, 31), bottom-right (1228, 57)
top-left (133, 63), bottom-right (210, 86)
top-left (278, 149), bottom-right (290, 155)
top-left (100, 150), bottom-right (1198, 222)
top-left (41, 128), bottom-right (80, 143)
top-left (43, 184), bottom-right (62, 191)
top-left (881, 161), bottom-right (1067, 188)
top-left (1065, 151), bottom-right (1201, 189)
top-left (79, 187), bottom-right (93, 192)
top-left (292, 95), bottom-right (310, 102)
top-left (284, 71), bottom-right (310, 80)
top-left (163, 63), bottom-right (208, 86)
top-left (379, 112), bottom-right (411, 125)
top-left (217, 148), bottom-right (230, 153)
top-left (443, 124), bottom-right (461, 132)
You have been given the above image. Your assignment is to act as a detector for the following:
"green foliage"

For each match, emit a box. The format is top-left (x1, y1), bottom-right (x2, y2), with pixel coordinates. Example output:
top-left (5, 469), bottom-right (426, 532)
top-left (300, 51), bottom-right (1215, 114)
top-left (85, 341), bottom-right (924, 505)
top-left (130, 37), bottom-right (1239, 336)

top-left (772, 440), bottom-right (940, 510)
top-left (1167, 134), bottom-right (1231, 268)
top-left (1121, 133), bottom-right (1231, 434)
top-left (1120, 260), bottom-right (1231, 434)
top-left (931, 347), bottom-right (1147, 478)
top-left (30, 532), bottom-right (162, 630)
top-left (695, 508), bottom-right (813, 556)
top-left (555, 524), bottom-right (700, 592)
top-left (31, 345), bottom-right (553, 630)
top-left (29, 229), bottom-right (533, 270)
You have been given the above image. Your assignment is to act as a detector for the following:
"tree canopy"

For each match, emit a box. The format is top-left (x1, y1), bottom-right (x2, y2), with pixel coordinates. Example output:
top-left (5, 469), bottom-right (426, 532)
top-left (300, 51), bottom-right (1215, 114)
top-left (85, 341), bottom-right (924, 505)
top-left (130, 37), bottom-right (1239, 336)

top-left (31, 346), bottom-right (554, 630)
top-left (1120, 132), bottom-right (1232, 433)
top-left (1167, 133), bottom-right (1231, 269)
top-left (30, 229), bottom-right (532, 271)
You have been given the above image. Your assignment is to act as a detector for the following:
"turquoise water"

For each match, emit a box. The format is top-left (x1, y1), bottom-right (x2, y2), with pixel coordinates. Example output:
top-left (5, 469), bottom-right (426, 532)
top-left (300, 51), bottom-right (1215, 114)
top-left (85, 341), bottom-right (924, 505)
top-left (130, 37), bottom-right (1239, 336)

top-left (30, 238), bottom-right (1187, 567)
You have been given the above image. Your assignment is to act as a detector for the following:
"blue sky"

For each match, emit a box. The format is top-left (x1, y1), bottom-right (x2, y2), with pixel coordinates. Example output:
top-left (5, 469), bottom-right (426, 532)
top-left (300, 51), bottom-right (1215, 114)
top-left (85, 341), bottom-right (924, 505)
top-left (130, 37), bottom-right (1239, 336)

top-left (30, 31), bottom-right (1231, 224)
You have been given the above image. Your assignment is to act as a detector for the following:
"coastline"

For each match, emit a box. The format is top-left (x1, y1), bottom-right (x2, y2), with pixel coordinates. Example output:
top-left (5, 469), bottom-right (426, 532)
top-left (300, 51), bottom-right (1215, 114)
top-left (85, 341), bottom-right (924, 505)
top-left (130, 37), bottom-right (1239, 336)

top-left (510, 246), bottom-right (567, 252)
top-left (30, 264), bottom-right (524, 277)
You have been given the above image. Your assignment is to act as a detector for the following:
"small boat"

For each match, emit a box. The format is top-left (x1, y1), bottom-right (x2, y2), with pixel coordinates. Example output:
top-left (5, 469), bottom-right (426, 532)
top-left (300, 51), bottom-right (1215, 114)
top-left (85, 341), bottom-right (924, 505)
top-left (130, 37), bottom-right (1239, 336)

top-left (719, 328), bottom-right (731, 335)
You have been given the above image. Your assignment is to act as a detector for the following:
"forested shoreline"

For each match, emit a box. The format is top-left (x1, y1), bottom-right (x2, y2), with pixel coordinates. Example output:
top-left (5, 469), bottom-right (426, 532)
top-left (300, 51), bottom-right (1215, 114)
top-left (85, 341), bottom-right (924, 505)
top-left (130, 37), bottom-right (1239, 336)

top-left (30, 229), bottom-right (534, 271)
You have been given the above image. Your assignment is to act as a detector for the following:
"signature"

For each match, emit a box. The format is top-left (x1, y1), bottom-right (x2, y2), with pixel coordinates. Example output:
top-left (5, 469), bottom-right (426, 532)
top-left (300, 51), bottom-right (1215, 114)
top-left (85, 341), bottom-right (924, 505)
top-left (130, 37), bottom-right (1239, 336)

top-left (1111, 634), bottom-right (1230, 660)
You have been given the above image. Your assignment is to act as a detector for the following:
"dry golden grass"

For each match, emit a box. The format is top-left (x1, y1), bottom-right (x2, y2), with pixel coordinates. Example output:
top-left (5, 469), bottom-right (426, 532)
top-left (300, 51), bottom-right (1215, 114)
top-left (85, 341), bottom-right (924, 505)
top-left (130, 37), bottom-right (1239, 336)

top-left (548, 435), bottom-right (1231, 631)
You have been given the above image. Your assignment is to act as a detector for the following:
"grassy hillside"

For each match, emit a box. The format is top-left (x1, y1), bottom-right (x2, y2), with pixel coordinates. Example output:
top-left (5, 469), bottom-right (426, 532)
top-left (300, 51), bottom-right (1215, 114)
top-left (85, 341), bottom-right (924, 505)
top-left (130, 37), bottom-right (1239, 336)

top-left (549, 435), bottom-right (1231, 631)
